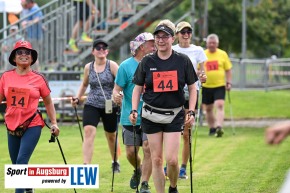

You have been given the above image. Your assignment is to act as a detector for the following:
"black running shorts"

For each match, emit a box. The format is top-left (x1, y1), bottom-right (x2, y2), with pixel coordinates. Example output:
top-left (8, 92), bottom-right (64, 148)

top-left (83, 104), bottom-right (118, 133)
top-left (141, 109), bottom-right (185, 134)
top-left (202, 86), bottom-right (226, 105)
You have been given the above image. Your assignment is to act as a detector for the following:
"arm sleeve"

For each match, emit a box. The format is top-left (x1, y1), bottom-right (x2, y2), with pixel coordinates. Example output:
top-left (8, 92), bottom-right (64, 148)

top-left (185, 57), bottom-right (198, 85)
top-left (197, 47), bottom-right (208, 63)
top-left (132, 59), bottom-right (146, 86)
top-left (115, 65), bottom-right (127, 88)
top-left (40, 76), bottom-right (51, 98)
top-left (223, 51), bottom-right (232, 70)
top-left (0, 75), bottom-right (5, 96)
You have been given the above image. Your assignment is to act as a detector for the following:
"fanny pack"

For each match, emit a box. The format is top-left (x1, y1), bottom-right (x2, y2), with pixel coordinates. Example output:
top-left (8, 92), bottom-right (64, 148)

top-left (7, 110), bottom-right (39, 137)
top-left (141, 103), bottom-right (182, 124)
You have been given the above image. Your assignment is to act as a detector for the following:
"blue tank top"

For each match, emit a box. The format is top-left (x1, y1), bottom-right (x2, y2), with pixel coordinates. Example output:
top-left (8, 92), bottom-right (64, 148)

top-left (86, 60), bottom-right (115, 108)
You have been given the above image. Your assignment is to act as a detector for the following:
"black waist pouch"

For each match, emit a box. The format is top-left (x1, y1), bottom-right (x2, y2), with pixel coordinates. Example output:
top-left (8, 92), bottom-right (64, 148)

top-left (7, 111), bottom-right (38, 137)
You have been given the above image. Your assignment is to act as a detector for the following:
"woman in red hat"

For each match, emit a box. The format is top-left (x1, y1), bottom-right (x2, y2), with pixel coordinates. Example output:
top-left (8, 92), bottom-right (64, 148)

top-left (0, 40), bottom-right (60, 193)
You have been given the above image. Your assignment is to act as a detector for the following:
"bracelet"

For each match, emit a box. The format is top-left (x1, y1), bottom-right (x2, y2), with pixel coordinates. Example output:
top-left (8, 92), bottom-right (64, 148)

top-left (130, 110), bottom-right (138, 114)
top-left (187, 110), bottom-right (195, 117)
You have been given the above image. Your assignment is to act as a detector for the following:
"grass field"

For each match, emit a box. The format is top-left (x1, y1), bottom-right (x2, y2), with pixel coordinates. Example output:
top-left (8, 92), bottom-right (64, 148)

top-left (224, 90), bottom-right (290, 119)
top-left (0, 90), bottom-right (290, 193)
top-left (1, 125), bottom-right (290, 193)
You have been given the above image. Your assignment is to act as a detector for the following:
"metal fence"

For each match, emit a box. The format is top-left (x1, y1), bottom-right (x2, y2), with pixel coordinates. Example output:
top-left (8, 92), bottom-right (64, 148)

top-left (0, 0), bottom-right (144, 71)
top-left (231, 58), bottom-right (290, 91)
top-left (1, 0), bottom-right (289, 91)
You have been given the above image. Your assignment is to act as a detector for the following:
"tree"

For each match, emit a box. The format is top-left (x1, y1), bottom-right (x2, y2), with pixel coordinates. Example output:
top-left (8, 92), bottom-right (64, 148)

top-left (207, 0), bottom-right (290, 58)
top-left (207, 0), bottom-right (242, 55)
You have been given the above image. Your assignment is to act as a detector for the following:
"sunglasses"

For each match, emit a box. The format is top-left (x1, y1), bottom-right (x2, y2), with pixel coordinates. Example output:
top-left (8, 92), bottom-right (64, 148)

top-left (180, 30), bottom-right (192, 35)
top-left (95, 46), bottom-right (108, 51)
top-left (16, 50), bottom-right (31, 55)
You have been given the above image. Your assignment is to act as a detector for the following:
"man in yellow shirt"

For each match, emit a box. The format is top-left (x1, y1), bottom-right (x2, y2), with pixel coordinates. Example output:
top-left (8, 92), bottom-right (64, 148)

top-left (202, 34), bottom-right (232, 137)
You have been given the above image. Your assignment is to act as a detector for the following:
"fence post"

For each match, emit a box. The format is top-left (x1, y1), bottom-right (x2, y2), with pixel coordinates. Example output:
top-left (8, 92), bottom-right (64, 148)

top-left (240, 59), bottom-right (246, 89)
top-left (264, 59), bottom-right (270, 92)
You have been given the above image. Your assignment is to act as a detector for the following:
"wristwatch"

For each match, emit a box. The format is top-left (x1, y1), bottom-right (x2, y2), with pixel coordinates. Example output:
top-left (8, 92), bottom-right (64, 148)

top-left (130, 110), bottom-right (138, 114)
top-left (187, 110), bottom-right (195, 117)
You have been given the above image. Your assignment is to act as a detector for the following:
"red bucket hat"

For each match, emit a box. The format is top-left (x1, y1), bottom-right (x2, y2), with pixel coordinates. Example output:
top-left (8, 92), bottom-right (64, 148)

top-left (9, 40), bottom-right (38, 66)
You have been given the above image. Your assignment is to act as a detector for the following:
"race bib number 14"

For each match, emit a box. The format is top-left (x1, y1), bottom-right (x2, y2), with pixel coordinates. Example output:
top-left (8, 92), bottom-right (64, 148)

top-left (6, 87), bottom-right (30, 108)
top-left (153, 71), bottom-right (178, 92)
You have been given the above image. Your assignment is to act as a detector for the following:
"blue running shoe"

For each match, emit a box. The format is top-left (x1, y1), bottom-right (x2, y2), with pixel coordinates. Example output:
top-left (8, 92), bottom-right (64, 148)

top-left (164, 166), bottom-right (169, 180)
top-left (179, 167), bottom-right (188, 179)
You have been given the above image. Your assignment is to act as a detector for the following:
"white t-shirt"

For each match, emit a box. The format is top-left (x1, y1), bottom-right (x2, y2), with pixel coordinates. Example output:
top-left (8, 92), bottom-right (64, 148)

top-left (172, 44), bottom-right (207, 91)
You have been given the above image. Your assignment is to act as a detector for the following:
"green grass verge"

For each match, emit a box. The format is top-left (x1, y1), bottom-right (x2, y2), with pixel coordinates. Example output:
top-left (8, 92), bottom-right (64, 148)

top-left (1, 125), bottom-right (289, 193)
top-left (224, 90), bottom-right (290, 119)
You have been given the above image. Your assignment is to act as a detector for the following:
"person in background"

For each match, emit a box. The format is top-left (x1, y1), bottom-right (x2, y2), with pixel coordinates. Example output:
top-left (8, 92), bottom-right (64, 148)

top-left (71, 39), bottom-right (121, 173)
top-left (20, 0), bottom-right (29, 19)
top-left (130, 19), bottom-right (198, 193)
top-left (265, 121), bottom-right (290, 193)
top-left (202, 33), bottom-right (232, 137)
top-left (21, 0), bottom-right (44, 71)
top-left (1, 25), bottom-right (24, 70)
top-left (170, 21), bottom-right (207, 180)
top-left (67, 0), bottom-right (97, 53)
top-left (0, 40), bottom-right (60, 193)
top-left (113, 32), bottom-right (156, 192)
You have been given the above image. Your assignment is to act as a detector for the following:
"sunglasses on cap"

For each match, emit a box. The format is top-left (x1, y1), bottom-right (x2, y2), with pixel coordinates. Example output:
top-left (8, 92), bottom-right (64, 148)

top-left (180, 30), bottom-right (192, 35)
top-left (16, 50), bottom-right (31, 55)
top-left (94, 46), bottom-right (108, 51)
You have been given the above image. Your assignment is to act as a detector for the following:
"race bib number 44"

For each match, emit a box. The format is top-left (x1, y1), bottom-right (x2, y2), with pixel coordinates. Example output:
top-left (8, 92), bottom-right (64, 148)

top-left (153, 71), bottom-right (178, 92)
top-left (6, 87), bottom-right (30, 108)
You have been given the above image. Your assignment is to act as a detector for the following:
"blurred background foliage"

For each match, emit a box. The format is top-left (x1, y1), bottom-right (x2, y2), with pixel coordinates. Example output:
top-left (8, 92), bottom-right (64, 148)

top-left (1, 0), bottom-right (290, 58)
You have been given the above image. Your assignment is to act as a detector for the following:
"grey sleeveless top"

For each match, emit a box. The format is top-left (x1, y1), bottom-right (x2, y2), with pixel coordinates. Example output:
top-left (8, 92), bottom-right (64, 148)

top-left (86, 60), bottom-right (115, 108)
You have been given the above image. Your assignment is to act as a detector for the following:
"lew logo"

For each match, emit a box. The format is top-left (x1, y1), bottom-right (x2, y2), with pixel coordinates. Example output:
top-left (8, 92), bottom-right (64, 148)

top-left (70, 167), bottom-right (98, 186)
top-left (5, 164), bottom-right (99, 189)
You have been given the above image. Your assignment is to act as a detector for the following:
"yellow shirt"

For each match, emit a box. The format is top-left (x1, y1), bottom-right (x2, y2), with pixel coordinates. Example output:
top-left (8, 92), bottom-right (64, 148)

top-left (203, 48), bottom-right (232, 88)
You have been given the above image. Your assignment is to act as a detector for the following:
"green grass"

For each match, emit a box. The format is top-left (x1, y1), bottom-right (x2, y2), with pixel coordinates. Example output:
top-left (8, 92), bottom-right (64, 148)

top-left (1, 125), bottom-right (290, 193)
top-left (224, 90), bottom-right (290, 119)
top-left (1, 89), bottom-right (290, 192)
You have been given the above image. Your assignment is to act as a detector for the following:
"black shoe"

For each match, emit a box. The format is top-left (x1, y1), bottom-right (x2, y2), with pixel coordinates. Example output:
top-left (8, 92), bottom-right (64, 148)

top-left (215, 126), bottom-right (224, 138)
top-left (112, 162), bottom-right (120, 173)
top-left (168, 185), bottom-right (179, 193)
top-left (25, 189), bottom-right (34, 193)
top-left (130, 168), bottom-right (141, 189)
top-left (209, 128), bottom-right (216, 136)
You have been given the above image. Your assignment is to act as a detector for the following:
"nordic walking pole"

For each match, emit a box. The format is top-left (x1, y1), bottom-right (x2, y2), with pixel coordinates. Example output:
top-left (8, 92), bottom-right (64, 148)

top-left (227, 90), bottom-right (236, 135)
top-left (132, 113), bottom-right (139, 193)
top-left (74, 106), bottom-right (84, 142)
top-left (48, 126), bottom-right (77, 193)
top-left (133, 124), bottom-right (139, 193)
top-left (72, 97), bottom-right (84, 142)
top-left (111, 107), bottom-right (120, 192)
top-left (188, 122), bottom-right (194, 193)
top-left (189, 88), bottom-right (202, 193)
